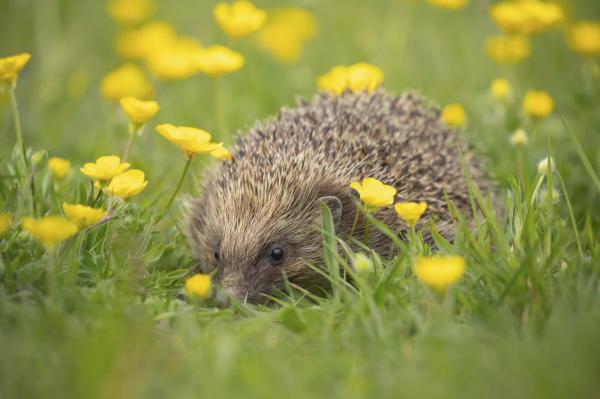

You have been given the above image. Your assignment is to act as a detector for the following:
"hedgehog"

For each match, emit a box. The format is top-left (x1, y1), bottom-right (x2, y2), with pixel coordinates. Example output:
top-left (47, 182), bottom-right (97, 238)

top-left (187, 90), bottom-right (488, 303)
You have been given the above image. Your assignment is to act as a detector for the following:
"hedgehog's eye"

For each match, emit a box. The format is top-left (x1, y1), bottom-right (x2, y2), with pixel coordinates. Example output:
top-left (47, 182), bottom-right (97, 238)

top-left (214, 251), bottom-right (220, 261)
top-left (266, 245), bottom-right (285, 265)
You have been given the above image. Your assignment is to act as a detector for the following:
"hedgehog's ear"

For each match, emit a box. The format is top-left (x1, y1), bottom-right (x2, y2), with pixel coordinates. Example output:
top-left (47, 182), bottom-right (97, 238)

top-left (317, 196), bottom-right (343, 226)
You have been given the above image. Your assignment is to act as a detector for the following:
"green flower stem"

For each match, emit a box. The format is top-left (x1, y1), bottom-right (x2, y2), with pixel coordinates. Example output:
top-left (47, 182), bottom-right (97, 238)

top-left (9, 87), bottom-right (29, 171)
top-left (159, 155), bottom-right (193, 221)
top-left (516, 148), bottom-right (526, 191)
top-left (123, 123), bottom-right (141, 162)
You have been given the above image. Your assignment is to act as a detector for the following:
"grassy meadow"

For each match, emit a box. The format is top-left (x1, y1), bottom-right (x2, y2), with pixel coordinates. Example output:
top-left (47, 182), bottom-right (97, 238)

top-left (1, 0), bottom-right (600, 398)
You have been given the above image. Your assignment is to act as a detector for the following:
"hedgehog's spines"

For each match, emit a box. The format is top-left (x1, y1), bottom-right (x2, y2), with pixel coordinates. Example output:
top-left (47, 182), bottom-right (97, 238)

top-left (188, 89), bottom-right (488, 301)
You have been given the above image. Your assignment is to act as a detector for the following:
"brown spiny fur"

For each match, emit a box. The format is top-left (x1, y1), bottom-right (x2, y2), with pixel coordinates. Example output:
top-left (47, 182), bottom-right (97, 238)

top-left (187, 90), bottom-right (488, 303)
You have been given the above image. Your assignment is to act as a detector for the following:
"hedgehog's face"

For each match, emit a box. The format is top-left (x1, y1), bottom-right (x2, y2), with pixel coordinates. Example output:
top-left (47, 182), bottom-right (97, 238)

top-left (188, 184), bottom-right (345, 304)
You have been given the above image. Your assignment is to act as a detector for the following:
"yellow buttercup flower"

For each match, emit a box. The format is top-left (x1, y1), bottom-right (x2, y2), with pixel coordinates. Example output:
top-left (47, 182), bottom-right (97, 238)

top-left (107, 0), bottom-right (155, 24)
top-left (210, 145), bottom-right (233, 161)
top-left (317, 66), bottom-right (349, 96)
top-left (185, 274), bottom-right (212, 299)
top-left (0, 213), bottom-right (11, 235)
top-left (441, 103), bottom-right (466, 128)
top-left (100, 64), bottom-right (153, 102)
top-left (80, 156), bottom-right (130, 181)
top-left (567, 22), bottom-right (600, 57)
top-left (48, 157), bottom-right (71, 180)
top-left (119, 97), bottom-right (160, 125)
top-left (115, 21), bottom-right (178, 61)
top-left (146, 37), bottom-right (203, 81)
top-left (214, 0), bottom-right (267, 39)
top-left (156, 124), bottom-right (223, 157)
top-left (490, 0), bottom-right (563, 35)
top-left (426, 0), bottom-right (469, 11)
top-left (0, 53), bottom-right (31, 85)
top-left (491, 78), bottom-right (511, 102)
top-left (485, 35), bottom-right (530, 64)
top-left (414, 256), bottom-right (466, 293)
top-left (350, 177), bottom-right (397, 210)
top-left (106, 169), bottom-right (148, 199)
top-left (193, 46), bottom-right (245, 78)
top-left (394, 202), bottom-right (428, 227)
top-left (22, 216), bottom-right (79, 251)
top-left (523, 90), bottom-right (553, 120)
top-left (510, 129), bottom-right (529, 147)
top-left (318, 63), bottom-right (384, 95)
top-left (256, 7), bottom-right (317, 63)
top-left (62, 203), bottom-right (107, 228)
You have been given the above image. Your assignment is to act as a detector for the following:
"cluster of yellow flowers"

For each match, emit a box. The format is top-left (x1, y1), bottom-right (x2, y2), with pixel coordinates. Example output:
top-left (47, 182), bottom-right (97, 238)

top-left (101, 0), bottom-right (319, 102)
top-left (17, 202), bottom-right (110, 251)
top-left (485, 0), bottom-right (600, 62)
top-left (318, 63), bottom-right (384, 95)
top-left (81, 156), bottom-right (148, 198)
top-left (349, 177), bottom-right (427, 228)
top-left (349, 177), bottom-right (464, 291)
top-left (486, 0), bottom-right (562, 64)
top-left (490, 0), bottom-right (563, 35)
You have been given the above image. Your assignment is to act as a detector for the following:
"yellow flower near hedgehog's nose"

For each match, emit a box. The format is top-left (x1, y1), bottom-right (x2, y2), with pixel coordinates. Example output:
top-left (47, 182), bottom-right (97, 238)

top-left (106, 0), bottom-right (155, 25)
top-left (119, 97), bottom-right (160, 125)
top-left (318, 63), bottom-right (384, 95)
top-left (523, 90), bottom-right (554, 120)
top-left (567, 22), bottom-right (600, 57)
top-left (394, 202), bottom-right (428, 227)
top-left (193, 46), bottom-right (245, 78)
top-left (100, 64), bottom-right (153, 102)
top-left (0, 213), bottom-right (11, 235)
top-left (155, 124), bottom-right (223, 157)
top-left (0, 53), bottom-right (31, 85)
top-left (62, 203), bottom-right (107, 228)
top-left (441, 103), bottom-right (466, 128)
top-left (350, 177), bottom-right (397, 210)
top-left (413, 256), bottom-right (466, 293)
top-left (22, 216), bottom-right (79, 251)
top-left (214, 0), bottom-right (267, 39)
top-left (185, 274), bottom-right (212, 299)
top-left (80, 156), bottom-right (130, 181)
top-left (106, 170), bottom-right (148, 199)
top-left (48, 157), bottom-right (71, 180)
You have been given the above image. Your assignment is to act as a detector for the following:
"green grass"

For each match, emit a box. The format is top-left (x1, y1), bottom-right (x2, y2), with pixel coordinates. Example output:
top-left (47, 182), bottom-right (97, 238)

top-left (1, 0), bottom-right (600, 398)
